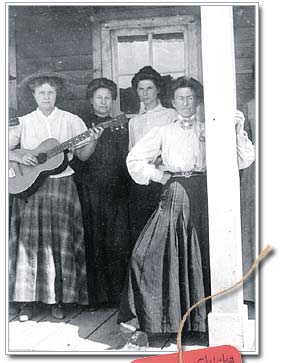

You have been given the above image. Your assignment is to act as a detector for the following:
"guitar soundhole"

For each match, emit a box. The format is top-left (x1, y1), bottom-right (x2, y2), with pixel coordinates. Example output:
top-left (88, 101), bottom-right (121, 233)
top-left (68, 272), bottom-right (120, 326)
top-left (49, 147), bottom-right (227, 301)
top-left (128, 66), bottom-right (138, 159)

top-left (36, 153), bottom-right (47, 164)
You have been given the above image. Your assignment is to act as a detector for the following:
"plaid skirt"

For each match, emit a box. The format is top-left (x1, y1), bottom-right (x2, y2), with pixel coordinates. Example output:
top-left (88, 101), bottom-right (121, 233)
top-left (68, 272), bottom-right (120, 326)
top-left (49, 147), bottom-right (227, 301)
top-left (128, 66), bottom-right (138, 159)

top-left (9, 176), bottom-right (88, 305)
top-left (118, 175), bottom-right (209, 333)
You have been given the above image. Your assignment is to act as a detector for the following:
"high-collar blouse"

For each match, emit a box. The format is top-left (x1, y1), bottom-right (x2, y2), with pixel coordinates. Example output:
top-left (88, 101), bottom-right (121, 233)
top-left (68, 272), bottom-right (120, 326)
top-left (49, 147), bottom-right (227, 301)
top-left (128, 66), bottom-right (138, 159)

top-left (9, 107), bottom-right (88, 178)
top-left (127, 116), bottom-right (255, 185)
top-left (128, 102), bottom-right (177, 150)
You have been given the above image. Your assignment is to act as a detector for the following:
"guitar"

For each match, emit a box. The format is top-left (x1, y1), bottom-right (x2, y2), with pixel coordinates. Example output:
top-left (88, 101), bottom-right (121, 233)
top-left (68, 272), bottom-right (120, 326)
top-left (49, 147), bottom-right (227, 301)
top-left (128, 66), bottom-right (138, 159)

top-left (8, 114), bottom-right (128, 198)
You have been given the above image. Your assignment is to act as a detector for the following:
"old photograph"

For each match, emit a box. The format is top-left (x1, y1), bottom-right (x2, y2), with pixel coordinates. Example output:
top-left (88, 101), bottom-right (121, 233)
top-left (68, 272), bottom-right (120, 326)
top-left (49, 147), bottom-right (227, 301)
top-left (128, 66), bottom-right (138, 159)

top-left (7, 2), bottom-right (257, 355)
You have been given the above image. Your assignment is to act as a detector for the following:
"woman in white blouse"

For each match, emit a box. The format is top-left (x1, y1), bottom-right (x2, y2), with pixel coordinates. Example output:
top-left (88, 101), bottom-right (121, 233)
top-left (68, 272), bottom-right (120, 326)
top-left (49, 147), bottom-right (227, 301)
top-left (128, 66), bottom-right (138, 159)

top-left (8, 70), bottom-right (101, 322)
top-left (128, 66), bottom-right (177, 244)
top-left (118, 76), bottom-right (255, 344)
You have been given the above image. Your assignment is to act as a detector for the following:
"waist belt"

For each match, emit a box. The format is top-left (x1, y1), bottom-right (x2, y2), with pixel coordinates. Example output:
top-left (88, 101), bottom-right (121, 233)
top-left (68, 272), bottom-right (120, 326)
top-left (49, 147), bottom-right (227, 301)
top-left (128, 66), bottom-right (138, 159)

top-left (171, 171), bottom-right (205, 178)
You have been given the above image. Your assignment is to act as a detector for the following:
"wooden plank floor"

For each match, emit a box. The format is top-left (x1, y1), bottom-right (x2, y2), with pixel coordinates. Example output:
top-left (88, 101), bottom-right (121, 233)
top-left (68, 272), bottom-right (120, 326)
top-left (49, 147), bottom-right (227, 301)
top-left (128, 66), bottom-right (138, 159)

top-left (8, 304), bottom-right (207, 353)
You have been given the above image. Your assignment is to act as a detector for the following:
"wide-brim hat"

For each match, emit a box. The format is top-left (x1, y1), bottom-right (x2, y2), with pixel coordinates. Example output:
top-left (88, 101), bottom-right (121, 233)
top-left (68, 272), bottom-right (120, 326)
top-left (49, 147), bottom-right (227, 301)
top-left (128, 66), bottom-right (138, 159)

top-left (17, 69), bottom-right (74, 100)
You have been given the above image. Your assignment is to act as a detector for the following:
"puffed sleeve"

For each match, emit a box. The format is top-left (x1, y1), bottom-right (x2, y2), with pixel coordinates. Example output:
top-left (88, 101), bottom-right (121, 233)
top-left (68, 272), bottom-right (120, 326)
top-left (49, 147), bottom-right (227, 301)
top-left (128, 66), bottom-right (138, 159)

top-left (126, 127), bottom-right (165, 185)
top-left (69, 113), bottom-right (89, 150)
top-left (236, 129), bottom-right (255, 170)
top-left (9, 122), bottom-right (22, 150)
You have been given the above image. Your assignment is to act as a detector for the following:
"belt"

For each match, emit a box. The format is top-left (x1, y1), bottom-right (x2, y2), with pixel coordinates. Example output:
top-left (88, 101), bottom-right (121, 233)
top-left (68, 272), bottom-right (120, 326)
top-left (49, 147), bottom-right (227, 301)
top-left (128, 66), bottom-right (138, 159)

top-left (171, 171), bottom-right (205, 178)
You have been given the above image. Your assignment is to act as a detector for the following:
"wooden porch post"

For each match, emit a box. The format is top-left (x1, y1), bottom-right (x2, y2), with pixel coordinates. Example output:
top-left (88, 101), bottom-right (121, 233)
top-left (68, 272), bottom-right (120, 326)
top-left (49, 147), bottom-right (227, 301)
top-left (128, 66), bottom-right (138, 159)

top-left (200, 6), bottom-right (250, 350)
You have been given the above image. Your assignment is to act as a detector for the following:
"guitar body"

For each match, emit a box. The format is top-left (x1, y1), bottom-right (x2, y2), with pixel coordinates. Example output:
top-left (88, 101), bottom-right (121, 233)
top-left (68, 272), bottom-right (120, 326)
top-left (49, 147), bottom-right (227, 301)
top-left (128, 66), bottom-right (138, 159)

top-left (8, 114), bottom-right (129, 198)
top-left (9, 138), bottom-right (68, 198)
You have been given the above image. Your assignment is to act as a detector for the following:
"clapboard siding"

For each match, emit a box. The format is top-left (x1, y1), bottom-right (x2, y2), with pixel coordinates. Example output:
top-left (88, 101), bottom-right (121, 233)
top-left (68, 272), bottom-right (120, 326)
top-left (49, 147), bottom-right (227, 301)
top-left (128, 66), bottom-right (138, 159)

top-left (94, 5), bottom-right (199, 22)
top-left (236, 73), bottom-right (254, 90)
top-left (17, 56), bottom-right (93, 79)
top-left (235, 42), bottom-right (255, 59)
top-left (11, 5), bottom-right (256, 115)
top-left (13, 6), bottom-right (93, 115)
top-left (16, 39), bottom-right (92, 59)
top-left (233, 5), bottom-right (256, 28)
top-left (233, 6), bottom-right (256, 109)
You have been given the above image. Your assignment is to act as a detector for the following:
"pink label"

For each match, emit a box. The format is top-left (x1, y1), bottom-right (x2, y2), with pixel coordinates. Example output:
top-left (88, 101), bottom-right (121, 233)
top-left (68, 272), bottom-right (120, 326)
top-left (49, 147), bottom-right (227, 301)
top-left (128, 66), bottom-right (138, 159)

top-left (132, 345), bottom-right (241, 363)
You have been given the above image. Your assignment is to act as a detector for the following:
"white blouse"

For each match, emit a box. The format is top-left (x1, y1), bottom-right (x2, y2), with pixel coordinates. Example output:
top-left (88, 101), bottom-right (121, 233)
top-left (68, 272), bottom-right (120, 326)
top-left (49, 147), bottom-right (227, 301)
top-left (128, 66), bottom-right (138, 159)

top-left (128, 102), bottom-right (177, 150)
top-left (127, 116), bottom-right (255, 185)
top-left (9, 107), bottom-right (88, 178)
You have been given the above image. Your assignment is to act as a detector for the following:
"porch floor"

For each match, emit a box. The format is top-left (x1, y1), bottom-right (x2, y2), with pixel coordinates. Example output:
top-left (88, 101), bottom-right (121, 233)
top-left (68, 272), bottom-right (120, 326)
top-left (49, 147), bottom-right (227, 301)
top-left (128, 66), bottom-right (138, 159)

top-left (8, 303), bottom-right (208, 354)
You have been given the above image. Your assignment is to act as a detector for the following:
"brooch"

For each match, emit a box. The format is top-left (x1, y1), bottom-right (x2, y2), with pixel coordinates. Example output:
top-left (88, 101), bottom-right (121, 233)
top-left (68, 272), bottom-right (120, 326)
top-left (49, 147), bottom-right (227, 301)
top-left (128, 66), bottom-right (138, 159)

top-left (180, 119), bottom-right (194, 130)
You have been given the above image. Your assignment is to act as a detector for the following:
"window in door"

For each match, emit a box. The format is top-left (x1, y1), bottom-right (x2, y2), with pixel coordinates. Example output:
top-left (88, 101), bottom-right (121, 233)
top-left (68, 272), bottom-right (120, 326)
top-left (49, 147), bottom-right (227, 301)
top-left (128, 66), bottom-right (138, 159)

top-left (99, 16), bottom-right (201, 116)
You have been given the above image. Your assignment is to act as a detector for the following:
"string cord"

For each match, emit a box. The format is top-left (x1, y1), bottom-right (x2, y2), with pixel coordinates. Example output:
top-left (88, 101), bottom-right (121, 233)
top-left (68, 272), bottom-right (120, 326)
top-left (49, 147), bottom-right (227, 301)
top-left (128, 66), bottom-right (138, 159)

top-left (177, 244), bottom-right (272, 363)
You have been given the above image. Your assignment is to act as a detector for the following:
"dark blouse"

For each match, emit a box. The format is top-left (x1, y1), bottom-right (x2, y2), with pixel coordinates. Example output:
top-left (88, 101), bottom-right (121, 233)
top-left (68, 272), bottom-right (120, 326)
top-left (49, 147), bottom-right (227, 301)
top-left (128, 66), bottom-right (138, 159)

top-left (72, 112), bottom-right (130, 199)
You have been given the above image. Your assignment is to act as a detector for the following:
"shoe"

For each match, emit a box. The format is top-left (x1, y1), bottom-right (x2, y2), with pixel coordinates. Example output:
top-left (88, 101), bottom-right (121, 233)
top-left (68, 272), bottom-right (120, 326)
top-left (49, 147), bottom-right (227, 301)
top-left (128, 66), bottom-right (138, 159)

top-left (120, 322), bottom-right (137, 335)
top-left (51, 303), bottom-right (65, 319)
top-left (129, 331), bottom-right (149, 347)
top-left (85, 304), bottom-right (97, 312)
top-left (19, 303), bottom-right (33, 322)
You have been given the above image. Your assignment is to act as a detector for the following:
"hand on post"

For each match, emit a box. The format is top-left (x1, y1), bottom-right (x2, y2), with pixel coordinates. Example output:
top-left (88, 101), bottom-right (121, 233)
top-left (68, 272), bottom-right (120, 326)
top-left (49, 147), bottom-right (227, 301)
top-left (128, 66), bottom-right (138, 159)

top-left (234, 110), bottom-right (245, 134)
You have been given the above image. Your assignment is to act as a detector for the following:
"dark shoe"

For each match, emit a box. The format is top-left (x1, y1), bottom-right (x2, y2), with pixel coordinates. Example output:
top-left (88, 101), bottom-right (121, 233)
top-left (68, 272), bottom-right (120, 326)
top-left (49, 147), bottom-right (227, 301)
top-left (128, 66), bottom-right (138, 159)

top-left (51, 304), bottom-right (65, 320)
top-left (19, 303), bottom-right (33, 322)
top-left (119, 323), bottom-right (149, 347)
top-left (129, 331), bottom-right (149, 347)
top-left (85, 304), bottom-right (97, 312)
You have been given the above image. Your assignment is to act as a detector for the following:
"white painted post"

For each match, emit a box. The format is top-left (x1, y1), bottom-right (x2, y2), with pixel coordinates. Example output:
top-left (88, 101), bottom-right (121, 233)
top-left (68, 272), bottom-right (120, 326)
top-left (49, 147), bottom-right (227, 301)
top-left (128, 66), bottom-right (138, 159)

top-left (200, 6), bottom-right (250, 350)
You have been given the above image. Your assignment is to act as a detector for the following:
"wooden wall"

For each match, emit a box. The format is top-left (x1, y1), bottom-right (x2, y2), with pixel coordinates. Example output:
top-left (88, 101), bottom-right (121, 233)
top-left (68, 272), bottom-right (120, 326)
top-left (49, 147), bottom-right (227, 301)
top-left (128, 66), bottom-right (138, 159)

top-left (233, 6), bottom-right (256, 114)
top-left (11, 6), bottom-right (94, 116)
top-left (9, 5), bottom-right (255, 117)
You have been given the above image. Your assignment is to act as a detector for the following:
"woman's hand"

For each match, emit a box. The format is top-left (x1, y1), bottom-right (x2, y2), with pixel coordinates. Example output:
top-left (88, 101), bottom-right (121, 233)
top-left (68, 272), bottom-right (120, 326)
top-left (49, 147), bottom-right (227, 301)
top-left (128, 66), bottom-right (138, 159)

top-left (160, 172), bottom-right (171, 185)
top-left (89, 124), bottom-right (104, 142)
top-left (234, 110), bottom-right (245, 134)
top-left (20, 152), bottom-right (38, 166)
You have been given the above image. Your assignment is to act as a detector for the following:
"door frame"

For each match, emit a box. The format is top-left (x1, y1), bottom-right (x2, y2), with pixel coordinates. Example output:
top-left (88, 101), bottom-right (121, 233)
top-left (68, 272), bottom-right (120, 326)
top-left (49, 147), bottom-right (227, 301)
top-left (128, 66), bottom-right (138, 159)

top-left (92, 14), bottom-right (202, 115)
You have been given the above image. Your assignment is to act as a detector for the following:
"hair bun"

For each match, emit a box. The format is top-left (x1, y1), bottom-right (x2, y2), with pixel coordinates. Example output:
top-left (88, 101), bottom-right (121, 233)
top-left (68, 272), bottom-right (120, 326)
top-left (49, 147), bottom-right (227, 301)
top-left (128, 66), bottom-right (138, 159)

top-left (131, 66), bottom-right (163, 90)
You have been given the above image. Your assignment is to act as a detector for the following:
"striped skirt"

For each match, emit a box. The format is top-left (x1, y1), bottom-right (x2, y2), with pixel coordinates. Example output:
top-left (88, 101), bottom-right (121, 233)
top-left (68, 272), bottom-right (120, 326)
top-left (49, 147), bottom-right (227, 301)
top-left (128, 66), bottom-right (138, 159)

top-left (9, 176), bottom-right (88, 305)
top-left (118, 175), bottom-right (210, 333)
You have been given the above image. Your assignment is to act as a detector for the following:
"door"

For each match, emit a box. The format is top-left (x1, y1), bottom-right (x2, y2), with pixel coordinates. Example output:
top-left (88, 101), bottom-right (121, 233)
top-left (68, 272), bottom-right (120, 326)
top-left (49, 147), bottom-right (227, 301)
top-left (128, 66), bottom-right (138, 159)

top-left (99, 15), bottom-right (202, 116)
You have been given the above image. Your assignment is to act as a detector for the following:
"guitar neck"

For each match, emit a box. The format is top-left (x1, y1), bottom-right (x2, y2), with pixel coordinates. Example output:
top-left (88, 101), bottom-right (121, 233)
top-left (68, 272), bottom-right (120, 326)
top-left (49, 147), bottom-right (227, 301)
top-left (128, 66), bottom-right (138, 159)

top-left (47, 116), bottom-right (127, 158)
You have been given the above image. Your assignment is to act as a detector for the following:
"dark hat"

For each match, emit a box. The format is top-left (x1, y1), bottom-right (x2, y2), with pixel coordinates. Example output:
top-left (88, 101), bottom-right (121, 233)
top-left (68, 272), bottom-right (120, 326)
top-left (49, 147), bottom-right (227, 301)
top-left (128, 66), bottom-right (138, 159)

top-left (131, 66), bottom-right (163, 90)
top-left (17, 69), bottom-right (74, 98)
top-left (86, 77), bottom-right (117, 100)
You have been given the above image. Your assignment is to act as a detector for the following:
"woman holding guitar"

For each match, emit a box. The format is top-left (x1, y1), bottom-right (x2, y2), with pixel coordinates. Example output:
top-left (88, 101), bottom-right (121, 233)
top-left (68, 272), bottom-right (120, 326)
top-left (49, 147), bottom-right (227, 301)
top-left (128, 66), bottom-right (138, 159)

top-left (9, 70), bottom-right (102, 321)
top-left (72, 78), bottom-right (131, 310)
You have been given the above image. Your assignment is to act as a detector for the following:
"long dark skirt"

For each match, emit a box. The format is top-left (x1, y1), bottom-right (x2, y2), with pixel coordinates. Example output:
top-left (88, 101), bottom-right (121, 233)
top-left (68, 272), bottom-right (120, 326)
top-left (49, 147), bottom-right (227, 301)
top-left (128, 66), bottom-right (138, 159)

top-left (118, 175), bottom-right (210, 333)
top-left (9, 176), bottom-right (88, 305)
top-left (79, 182), bottom-right (131, 307)
top-left (128, 179), bottom-right (163, 246)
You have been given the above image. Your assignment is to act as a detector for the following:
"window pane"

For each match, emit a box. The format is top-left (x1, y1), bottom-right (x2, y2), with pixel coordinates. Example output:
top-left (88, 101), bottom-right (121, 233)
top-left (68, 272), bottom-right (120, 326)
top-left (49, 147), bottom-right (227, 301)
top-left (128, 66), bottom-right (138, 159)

top-left (153, 32), bottom-right (185, 74)
top-left (118, 75), bottom-right (133, 89)
top-left (119, 76), bottom-right (140, 114)
top-left (117, 35), bottom-right (149, 75)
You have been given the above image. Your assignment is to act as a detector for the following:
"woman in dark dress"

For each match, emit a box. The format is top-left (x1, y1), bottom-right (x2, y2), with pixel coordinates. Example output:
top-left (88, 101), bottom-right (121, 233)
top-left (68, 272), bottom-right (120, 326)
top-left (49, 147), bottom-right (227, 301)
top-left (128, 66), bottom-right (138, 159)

top-left (73, 78), bottom-right (131, 308)
top-left (118, 77), bottom-right (255, 343)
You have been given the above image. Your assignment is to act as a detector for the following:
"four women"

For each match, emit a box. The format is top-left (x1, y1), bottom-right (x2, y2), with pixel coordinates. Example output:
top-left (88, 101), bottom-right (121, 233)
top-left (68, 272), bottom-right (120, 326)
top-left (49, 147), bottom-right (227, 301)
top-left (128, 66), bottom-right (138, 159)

top-left (9, 68), bottom-right (255, 347)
